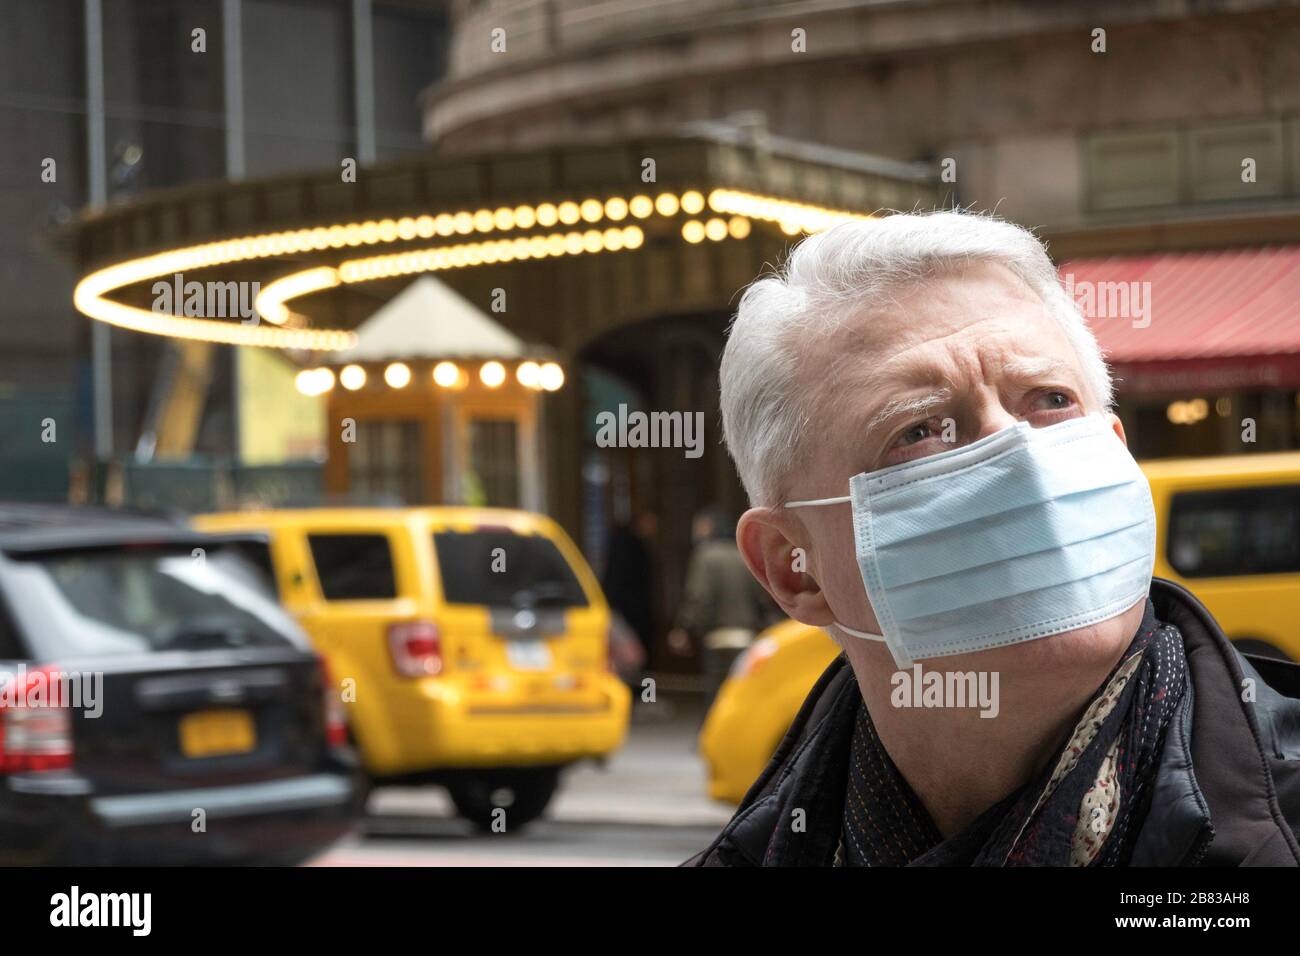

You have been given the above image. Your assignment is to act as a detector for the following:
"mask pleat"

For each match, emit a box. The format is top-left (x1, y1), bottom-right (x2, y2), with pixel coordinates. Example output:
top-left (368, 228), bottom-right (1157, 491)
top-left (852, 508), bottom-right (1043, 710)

top-left (886, 561), bottom-right (1153, 657)
top-left (873, 480), bottom-right (1153, 589)
top-left (882, 520), bottom-right (1153, 620)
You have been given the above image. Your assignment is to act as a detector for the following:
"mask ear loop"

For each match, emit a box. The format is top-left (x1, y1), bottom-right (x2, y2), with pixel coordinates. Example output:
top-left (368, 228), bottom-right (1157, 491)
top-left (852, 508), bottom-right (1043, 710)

top-left (783, 494), bottom-right (850, 508)
top-left (782, 496), bottom-right (911, 667)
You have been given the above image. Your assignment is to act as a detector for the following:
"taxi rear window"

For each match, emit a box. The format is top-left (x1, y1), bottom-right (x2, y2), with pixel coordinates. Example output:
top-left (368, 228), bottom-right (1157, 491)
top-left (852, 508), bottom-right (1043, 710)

top-left (308, 533), bottom-right (397, 599)
top-left (433, 530), bottom-right (588, 608)
top-left (1167, 484), bottom-right (1300, 578)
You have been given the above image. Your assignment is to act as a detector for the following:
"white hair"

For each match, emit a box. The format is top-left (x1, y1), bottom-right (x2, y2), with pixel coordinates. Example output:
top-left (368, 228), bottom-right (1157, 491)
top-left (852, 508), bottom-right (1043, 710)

top-left (719, 209), bottom-right (1114, 506)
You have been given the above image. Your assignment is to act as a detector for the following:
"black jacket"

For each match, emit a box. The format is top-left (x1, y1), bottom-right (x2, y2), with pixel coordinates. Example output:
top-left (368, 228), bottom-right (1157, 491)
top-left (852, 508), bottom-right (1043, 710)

top-left (685, 579), bottom-right (1300, 866)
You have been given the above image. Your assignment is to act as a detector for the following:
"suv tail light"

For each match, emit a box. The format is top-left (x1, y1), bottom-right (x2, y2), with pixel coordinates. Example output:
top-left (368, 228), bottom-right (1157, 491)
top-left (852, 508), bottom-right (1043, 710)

top-left (0, 665), bottom-right (75, 773)
top-left (387, 621), bottom-right (443, 678)
top-left (316, 655), bottom-right (349, 750)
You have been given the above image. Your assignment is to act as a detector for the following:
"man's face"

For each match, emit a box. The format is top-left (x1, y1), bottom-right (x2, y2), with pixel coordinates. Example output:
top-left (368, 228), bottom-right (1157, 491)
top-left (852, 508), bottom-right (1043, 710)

top-left (771, 260), bottom-right (1128, 671)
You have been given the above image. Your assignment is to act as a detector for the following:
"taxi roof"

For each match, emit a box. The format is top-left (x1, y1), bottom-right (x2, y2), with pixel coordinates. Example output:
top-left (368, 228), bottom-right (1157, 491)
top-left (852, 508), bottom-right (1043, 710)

top-left (196, 505), bottom-right (556, 534)
top-left (1138, 451), bottom-right (1300, 482)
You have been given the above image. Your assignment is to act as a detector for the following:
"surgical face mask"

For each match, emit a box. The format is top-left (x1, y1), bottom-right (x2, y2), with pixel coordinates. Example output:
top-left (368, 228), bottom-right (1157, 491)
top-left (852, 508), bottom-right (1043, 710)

top-left (784, 414), bottom-right (1156, 669)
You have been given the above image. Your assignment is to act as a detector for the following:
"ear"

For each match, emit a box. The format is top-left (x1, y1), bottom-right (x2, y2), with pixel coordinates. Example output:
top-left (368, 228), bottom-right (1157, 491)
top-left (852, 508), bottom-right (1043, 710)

top-left (736, 507), bottom-right (836, 627)
top-left (1107, 411), bottom-right (1128, 448)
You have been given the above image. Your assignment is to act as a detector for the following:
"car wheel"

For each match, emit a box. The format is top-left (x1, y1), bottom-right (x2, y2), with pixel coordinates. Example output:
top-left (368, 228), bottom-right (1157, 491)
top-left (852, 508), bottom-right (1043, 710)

top-left (447, 767), bottom-right (561, 832)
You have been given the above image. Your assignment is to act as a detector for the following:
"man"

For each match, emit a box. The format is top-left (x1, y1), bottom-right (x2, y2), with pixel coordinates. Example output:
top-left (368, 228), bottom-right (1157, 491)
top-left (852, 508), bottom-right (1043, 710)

top-left (685, 210), bottom-right (1300, 866)
top-left (667, 507), bottom-right (775, 704)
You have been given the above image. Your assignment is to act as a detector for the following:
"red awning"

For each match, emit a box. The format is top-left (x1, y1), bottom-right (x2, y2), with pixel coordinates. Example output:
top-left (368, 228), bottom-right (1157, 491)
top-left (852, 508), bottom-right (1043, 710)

top-left (1057, 247), bottom-right (1300, 394)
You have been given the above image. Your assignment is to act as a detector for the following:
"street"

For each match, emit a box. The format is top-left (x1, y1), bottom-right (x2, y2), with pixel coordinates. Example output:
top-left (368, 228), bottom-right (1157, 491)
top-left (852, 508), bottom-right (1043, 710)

top-left (311, 693), bottom-right (734, 867)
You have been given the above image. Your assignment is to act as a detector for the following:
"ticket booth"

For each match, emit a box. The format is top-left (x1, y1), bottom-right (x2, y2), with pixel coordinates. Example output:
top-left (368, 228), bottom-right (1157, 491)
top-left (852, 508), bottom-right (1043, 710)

top-left (298, 276), bottom-right (565, 510)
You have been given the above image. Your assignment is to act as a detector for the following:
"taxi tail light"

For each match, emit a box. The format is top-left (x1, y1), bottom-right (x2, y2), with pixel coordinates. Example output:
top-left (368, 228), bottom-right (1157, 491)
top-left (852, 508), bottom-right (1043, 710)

top-left (730, 637), bottom-right (779, 680)
top-left (388, 621), bottom-right (443, 678)
top-left (316, 655), bottom-right (349, 750)
top-left (0, 664), bottom-right (75, 773)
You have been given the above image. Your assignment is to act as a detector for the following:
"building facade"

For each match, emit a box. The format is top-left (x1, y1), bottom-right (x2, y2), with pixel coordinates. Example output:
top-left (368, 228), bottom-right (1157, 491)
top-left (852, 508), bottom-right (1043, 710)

top-left (1, 0), bottom-right (448, 499)
top-left (425, 0), bottom-right (1300, 459)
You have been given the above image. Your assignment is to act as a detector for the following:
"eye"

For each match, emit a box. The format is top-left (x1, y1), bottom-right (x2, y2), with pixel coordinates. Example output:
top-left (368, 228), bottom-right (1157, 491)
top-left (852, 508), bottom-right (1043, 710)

top-left (880, 417), bottom-right (950, 467)
top-left (898, 421), bottom-right (935, 446)
top-left (1028, 389), bottom-right (1079, 416)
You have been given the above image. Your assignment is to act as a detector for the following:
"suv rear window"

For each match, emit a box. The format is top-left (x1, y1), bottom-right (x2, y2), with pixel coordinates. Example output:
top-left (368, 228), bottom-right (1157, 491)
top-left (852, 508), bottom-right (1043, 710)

top-left (433, 530), bottom-right (588, 609)
top-left (1168, 485), bottom-right (1300, 578)
top-left (308, 533), bottom-right (397, 599)
top-left (0, 544), bottom-right (303, 657)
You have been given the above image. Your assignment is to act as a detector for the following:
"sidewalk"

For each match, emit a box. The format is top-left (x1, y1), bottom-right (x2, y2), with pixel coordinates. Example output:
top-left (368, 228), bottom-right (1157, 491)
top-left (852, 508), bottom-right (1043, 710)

top-left (552, 691), bottom-right (734, 827)
top-left (366, 691), bottom-right (735, 829)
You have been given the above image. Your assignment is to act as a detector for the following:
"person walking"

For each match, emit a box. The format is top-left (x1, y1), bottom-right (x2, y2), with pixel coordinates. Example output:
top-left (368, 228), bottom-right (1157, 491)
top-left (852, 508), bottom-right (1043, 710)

top-left (669, 506), bottom-right (775, 704)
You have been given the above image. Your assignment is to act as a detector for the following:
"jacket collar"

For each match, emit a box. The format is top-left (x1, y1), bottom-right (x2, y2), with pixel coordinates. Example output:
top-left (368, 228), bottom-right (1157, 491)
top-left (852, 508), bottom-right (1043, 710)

top-left (696, 579), bottom-right (1300, 866)
top-left (1139, 579), bottom-right (1300, 865)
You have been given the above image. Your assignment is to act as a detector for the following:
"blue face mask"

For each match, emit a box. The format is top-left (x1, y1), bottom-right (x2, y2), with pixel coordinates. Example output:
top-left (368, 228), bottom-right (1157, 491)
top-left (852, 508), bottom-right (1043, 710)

top-left (784, 414), bottom-right (1156, 669)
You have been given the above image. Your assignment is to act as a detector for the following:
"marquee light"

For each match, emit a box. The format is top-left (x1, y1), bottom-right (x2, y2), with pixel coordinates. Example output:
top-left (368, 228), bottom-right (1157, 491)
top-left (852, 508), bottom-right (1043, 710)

top-left (432, 361), bottom-right (461, 388)
top-left (339, 364), bottom-right (367, 390)
top-left (516, 361), bottom-right (541, 388)
top-left (706, 188), bottom-right (874, 235)
top-left (538, 362), bottom-right (565, 392)
top-left (384, 362), bottom-right (412, 388)
top-left (254, 266), bottom-right (340, 325)
top-left (294, 367), bottom-right (335, 396)
top-left (73, 189), bottom-right (869, 349)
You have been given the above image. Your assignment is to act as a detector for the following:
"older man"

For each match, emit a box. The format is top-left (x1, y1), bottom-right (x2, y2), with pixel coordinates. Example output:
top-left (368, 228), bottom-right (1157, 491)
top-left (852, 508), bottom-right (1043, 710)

top-left (686, 211), bottom-right (1300, 867)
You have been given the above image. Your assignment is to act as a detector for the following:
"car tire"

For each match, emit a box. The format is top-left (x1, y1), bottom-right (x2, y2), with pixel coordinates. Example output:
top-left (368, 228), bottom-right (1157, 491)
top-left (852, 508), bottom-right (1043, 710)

top-left (447, 767), bottom-right (561, 832)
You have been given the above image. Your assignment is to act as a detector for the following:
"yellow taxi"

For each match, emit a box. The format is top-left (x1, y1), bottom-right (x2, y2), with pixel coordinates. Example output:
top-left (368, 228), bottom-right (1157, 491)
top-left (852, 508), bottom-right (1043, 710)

top-left (1143, 452), bottom-right (1300, 661)
top-left (699, 618), bottom-right (840, 804)
top-left (701, 452), bottom-right (1300, 804)
top-left (194, 507), bottom-right (630, 828)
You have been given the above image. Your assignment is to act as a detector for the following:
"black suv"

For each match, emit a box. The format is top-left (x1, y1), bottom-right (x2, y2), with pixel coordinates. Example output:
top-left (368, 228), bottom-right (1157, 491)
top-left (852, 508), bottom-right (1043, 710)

top-left (0, 504), bottom-right (363, 865)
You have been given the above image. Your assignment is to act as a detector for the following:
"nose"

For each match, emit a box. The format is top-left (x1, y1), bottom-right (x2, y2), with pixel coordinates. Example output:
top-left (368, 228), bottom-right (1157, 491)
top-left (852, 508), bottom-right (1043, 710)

top-left (970, 398), bottom-right (1020, 442)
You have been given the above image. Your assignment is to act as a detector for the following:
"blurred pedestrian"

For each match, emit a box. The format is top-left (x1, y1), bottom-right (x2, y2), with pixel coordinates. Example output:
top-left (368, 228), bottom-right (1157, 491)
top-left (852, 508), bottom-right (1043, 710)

top-left (602, 511), bottom-right (659, 668)
top-left (668, 506), bottom-right (775, 703)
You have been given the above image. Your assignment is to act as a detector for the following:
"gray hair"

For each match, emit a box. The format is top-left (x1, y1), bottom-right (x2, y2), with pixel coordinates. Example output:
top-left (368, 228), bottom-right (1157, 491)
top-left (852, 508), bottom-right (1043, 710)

top-left (719, 209), bottom-right (1113, 506)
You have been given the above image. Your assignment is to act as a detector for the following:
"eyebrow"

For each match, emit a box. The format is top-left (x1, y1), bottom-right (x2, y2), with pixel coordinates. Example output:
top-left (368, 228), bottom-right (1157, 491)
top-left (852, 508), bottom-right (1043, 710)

top-left (999, 356), bottom-right (1074, 383)
top-left (864, 388), bottom-right (952, 437)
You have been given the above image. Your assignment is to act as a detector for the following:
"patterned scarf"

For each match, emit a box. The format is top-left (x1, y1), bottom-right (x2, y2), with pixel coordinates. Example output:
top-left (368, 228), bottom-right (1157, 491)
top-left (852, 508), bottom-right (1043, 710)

top-left (837, 602), bottom-right (1187, 867)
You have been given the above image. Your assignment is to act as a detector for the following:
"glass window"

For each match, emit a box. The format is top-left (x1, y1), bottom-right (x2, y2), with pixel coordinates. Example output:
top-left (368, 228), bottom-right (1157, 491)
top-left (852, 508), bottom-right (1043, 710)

top-left (0, 545), bottom-right (303, 657)
top-left (0, 1), bottom-right (88, 426)
top-left (103, 0), bottom-right (226, 191)
top-left (308, 533), bottom-right (397, 599)
top-left (373, 2), bottom-right (448, 161)
top-left (433, 531), bottom-right (587, 609)
top-left (465, 418), bottom-right (520, 507)
top-left (348, 420), bottom-right (422, 504)
top-left (0, 594), bottom-right (27, 660)
top-left (219, 537), bottom-right (280, 598)
top-left (243, 0), bottom-right (353, 177)
top-left (1168, 485), bottom-right (1300, 578)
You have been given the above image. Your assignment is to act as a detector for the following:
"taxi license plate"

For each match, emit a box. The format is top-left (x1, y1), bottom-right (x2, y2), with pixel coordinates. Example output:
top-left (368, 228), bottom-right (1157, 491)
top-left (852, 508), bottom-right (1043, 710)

top-left (506, 640), bottom-right (551, 671)
top-left (179, 709), bottom-right (256, 758)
